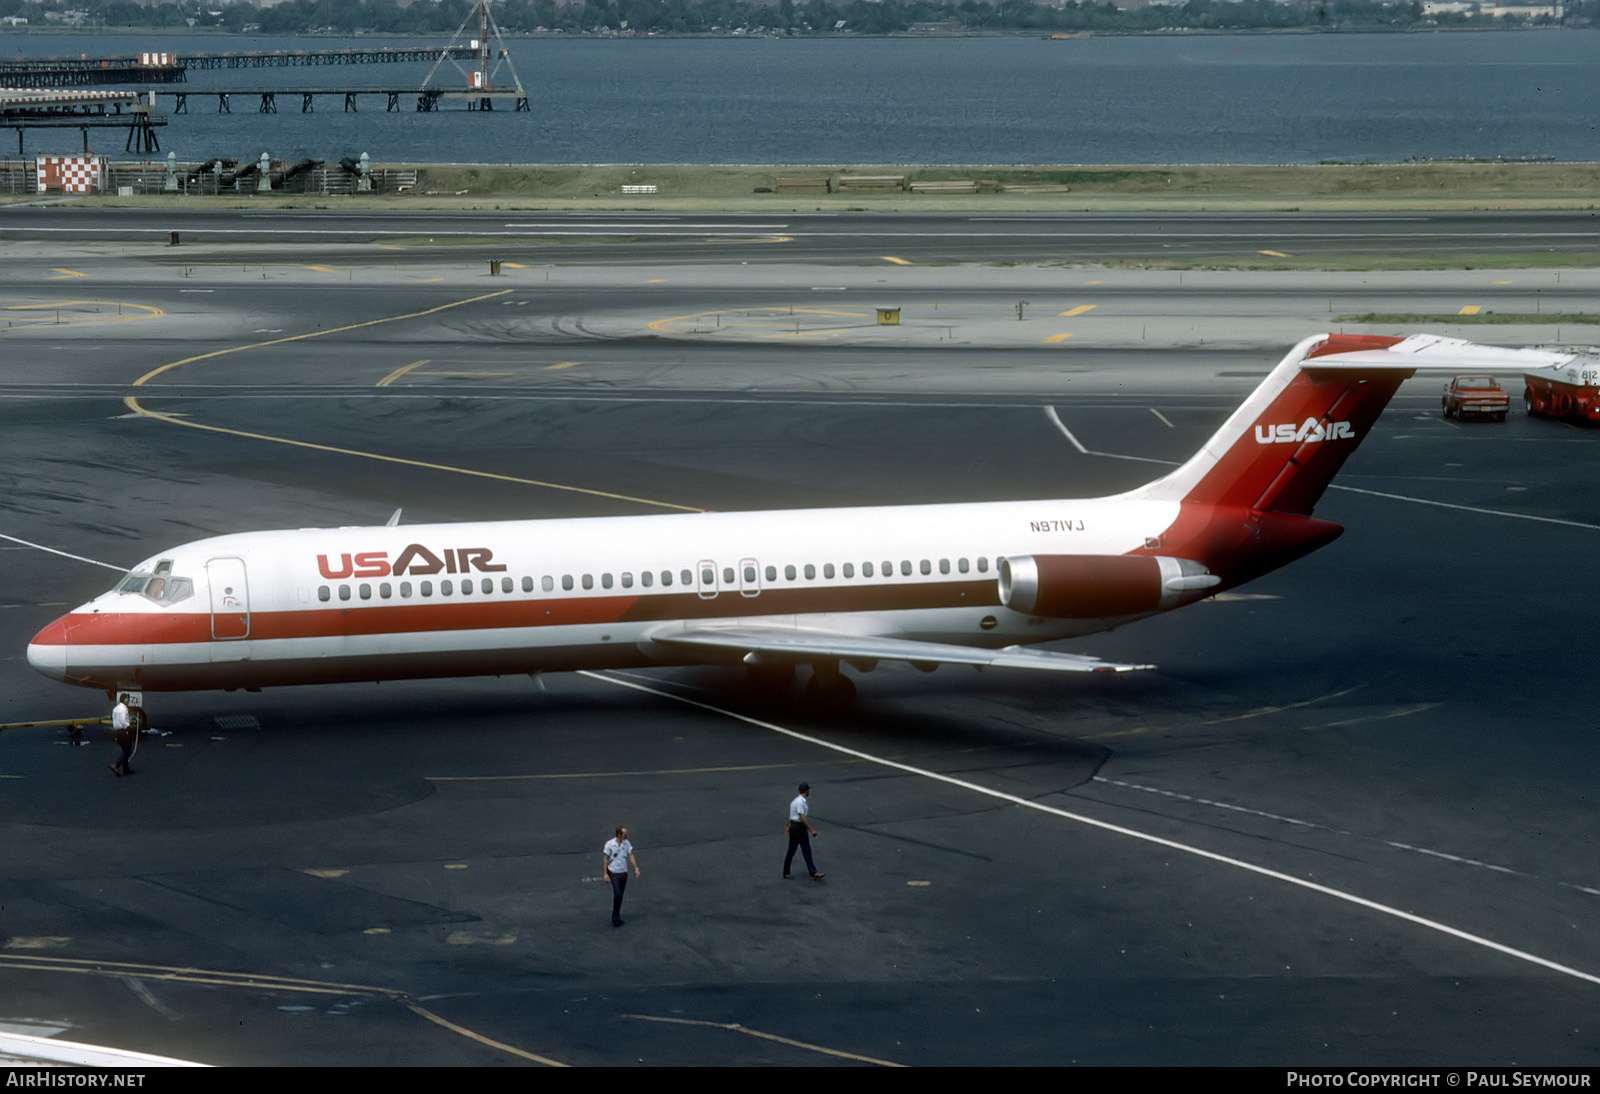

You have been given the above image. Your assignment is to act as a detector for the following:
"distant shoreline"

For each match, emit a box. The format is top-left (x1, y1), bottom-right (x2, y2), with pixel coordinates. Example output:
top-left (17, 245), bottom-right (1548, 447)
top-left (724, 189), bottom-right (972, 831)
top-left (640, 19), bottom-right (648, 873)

top-left (0, 25), bottom-right (1580, 41)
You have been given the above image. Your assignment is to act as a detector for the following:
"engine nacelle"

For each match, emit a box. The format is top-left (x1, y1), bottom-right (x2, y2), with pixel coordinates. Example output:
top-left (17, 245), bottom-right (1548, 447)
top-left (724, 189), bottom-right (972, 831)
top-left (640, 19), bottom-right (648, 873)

top-left (998, 554), bottom-right (1220, 619)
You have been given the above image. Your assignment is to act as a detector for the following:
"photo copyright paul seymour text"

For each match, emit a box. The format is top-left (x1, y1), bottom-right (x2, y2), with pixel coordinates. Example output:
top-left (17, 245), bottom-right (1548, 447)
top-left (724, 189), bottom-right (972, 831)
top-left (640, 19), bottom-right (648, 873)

top-left (1287, 1074), bottom-right (1592, 1089)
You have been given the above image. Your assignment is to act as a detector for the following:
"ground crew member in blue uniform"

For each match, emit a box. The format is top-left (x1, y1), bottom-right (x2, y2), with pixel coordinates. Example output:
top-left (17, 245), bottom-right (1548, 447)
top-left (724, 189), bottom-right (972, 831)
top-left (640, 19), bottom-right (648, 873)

top-left (784, 782), bottom-right (823, 880)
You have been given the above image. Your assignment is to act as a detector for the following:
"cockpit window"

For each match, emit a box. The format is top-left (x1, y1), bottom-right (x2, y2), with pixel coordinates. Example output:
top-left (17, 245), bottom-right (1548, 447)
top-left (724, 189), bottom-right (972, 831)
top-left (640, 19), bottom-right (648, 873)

top-left (115, 570), bottom-right (195, 606)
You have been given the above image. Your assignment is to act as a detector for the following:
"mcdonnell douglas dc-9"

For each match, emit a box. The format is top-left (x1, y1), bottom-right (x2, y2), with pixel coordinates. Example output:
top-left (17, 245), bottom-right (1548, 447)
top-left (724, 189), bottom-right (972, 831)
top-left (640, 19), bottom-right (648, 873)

top-left (27, 334), bottom-right (1586, 709)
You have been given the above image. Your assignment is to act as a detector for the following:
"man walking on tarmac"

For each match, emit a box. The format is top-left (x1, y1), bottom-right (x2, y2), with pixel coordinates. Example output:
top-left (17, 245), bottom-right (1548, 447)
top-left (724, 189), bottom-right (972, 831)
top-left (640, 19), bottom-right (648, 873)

top-left (110, 693), bottom-right (137, 777)
top-left (784, 782), bottom-right (824, 880)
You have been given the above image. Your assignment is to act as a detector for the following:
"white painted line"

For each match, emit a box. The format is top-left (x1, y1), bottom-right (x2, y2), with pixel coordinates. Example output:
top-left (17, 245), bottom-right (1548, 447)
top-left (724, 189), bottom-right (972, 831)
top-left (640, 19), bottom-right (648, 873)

top-left (1149, 408), bottom-right (1175, 428)
top-left (1097, 775), bottom-right (1600, 898)
top-left (0, 533), bottom-right (124, 572)
top-left (1042, 407), bottom-right (1176, 466)
top-left (584, 670), bottom-right (1600, 990)
top-left (1042, 406), bottom-right (1087, 454)
top-left (1328, 485), bottom-right (1600, 532)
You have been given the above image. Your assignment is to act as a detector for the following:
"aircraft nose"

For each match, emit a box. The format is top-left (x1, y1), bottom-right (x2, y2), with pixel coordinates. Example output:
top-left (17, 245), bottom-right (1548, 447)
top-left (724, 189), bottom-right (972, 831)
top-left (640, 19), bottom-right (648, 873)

top-left (27, 617), bottom-right (69, 681)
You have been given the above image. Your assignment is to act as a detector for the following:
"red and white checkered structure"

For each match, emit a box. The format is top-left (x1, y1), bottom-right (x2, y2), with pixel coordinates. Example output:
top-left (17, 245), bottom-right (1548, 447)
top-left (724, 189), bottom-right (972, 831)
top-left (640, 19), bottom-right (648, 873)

top-left (36, 155), bottom-right (105, 194)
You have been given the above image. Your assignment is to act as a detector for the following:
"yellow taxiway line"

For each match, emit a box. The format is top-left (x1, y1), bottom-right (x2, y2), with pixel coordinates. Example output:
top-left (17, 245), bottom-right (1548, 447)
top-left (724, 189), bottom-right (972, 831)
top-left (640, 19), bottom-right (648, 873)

top-left (123, 290), bottom-right (703, 513)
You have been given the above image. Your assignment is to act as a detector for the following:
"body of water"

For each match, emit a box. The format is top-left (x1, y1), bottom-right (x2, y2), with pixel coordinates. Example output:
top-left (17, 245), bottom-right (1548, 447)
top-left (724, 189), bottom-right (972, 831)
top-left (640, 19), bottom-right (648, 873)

top-left (4, 29), bottom-right (1598, 164)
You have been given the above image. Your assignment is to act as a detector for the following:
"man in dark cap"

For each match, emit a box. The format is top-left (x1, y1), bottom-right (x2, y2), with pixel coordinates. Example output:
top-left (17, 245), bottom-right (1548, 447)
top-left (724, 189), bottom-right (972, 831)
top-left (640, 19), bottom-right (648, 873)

top-left (784, 782), bottom-right (823, 880)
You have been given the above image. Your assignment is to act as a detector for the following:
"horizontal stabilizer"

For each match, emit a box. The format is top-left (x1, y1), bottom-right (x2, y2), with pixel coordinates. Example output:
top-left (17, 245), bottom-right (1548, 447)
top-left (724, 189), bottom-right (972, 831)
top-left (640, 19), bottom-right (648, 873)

top-left (1303, 334), bottom-right (1585, 373)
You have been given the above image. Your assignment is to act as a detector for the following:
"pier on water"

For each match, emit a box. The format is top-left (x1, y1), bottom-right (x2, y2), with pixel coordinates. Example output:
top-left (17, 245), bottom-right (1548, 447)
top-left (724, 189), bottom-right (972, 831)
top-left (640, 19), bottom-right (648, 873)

top-left (0, 88), bottom-right (164, 154)
top-left (166, 85), bottom-right (528, 114)
top-left (0, 46), bottom-right (481, 88)
top-left (0, 2), bottom-right (528, 138)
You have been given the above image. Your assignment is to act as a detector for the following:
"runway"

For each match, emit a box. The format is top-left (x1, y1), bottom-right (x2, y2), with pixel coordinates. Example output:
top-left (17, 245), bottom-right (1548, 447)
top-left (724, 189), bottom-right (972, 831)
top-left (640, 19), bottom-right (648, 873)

top-left (1, 209), bottom-right (1598, 1066)
top-left (4, 207), bottom-right (1600, 265)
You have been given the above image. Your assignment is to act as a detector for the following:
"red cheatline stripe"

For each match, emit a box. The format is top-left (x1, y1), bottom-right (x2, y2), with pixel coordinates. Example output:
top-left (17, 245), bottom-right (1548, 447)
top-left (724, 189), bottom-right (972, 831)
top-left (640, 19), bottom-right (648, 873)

top-left (44, 580), bottom-right (1001, 646)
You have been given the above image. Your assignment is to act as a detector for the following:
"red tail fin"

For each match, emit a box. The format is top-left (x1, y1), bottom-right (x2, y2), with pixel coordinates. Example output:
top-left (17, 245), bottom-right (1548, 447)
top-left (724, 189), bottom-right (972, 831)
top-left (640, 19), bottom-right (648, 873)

top-left (1131, 334), bottom-right (1407, 516)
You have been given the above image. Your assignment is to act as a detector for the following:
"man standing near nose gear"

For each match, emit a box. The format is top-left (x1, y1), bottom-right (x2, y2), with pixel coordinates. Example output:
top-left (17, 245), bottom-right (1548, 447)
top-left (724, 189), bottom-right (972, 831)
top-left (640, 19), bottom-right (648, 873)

top-left (110, 694), bottom-right (137, 777)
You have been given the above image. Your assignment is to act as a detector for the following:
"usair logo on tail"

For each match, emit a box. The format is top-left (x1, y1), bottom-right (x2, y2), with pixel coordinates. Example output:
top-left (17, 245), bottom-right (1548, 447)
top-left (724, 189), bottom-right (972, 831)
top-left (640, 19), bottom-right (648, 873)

top-left (1254, 418), bottom-right (1356, 445)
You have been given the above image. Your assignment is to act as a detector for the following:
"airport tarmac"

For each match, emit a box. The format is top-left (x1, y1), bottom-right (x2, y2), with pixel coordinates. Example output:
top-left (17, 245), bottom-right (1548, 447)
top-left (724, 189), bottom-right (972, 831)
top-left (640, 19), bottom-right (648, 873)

top-left (1, 210), bottom-right (1599, 1066)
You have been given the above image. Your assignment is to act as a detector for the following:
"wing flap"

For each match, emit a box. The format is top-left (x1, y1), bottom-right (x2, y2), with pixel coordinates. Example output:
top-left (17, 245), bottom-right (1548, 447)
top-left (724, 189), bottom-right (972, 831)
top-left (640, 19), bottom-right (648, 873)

top-left (648, 624), bottom-right (1153, 674)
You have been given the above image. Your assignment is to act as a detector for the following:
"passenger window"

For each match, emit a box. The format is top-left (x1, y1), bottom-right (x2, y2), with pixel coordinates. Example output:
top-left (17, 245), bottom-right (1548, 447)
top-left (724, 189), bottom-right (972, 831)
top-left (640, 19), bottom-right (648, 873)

top-left (400, 582), bottom-right (412, 598)
top-left (562, 575), bottom-right (574, 591)
top-left (824, 563), bottom-right (835, 579)
top-left (339, 585), bottom-right (352, 601)
top-left (582, 574), bottom-right (594, 590)
top-left (621, 572), bottom-right (633, 588)
top-left (702, 567), bottom-right (715, 586)
top-left (765, 565), bottom-right (776, 582)
top-left (460, 580), bottom-right (472, 596)
top-left (359, 584), bottom-right (372, 600)
top-left (977, 557), bottom-right (989, 573)
top-left (743, 565), bottom-right (756, 583)
top-left (542, 576), bottom-right (554, 592)
top-left (785, 564), bottom-right (797, 581)
top-left (920, 560), bottom-right (931, 575)
top-left (958, 558), bottom-right (969, 574)
top-left (901, 560), bottom-right (913, 576)
top-left (421, 580), bottom-right (433, 597)
top-left (502, 577), bottom-right (513, 593)
top-left (722, 567), bottom-right (734, 585)
top-left (863, 562), bottom-right (874, 578)
top-left (642, 571), bottom-right (654, 588)
top-left (882, 561), bottom-right (893, 576)
top-left (680, 569), bottom-right (692, 587)
top-left (602, 573), bottom-right (614, 589)
top-left (843, 562), bottom-right (854, 579)
top-left (939, 559), bottom-right (950, 575)
top-left (318, 585), bottom-right (330, 602)
top-left (442, 580), bottom-right (454, 595)
top-left (661, 571), bottom-right (672, 587)
top-left (804, 564), bottom-right (816, 580)
top-left (380, 583), bottom-right (392, 599)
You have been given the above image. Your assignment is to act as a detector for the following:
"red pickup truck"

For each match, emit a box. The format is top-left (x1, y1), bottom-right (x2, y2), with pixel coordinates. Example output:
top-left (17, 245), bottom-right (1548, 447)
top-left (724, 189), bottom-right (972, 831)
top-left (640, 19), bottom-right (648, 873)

top-left (1441, 375), bottom-right (1510, 421)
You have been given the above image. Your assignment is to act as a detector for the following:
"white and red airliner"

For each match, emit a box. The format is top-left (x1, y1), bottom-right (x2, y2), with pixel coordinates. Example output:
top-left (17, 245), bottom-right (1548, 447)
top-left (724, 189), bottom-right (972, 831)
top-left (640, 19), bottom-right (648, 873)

top-left (27, 333), bottom-right (1587, 707)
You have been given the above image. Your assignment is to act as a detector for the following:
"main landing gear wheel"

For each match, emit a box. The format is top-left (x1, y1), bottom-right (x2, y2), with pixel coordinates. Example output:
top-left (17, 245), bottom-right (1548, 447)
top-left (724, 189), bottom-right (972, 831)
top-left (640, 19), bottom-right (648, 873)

top-left (804, 669), bottom-right (856, 710)
top-left (747, 663), bottom-right (796, 693)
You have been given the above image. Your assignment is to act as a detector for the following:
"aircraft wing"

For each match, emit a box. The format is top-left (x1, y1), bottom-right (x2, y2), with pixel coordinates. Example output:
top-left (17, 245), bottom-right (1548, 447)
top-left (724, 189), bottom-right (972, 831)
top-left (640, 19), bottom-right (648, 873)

top-left (647, 624), bottom-right (1154, 674)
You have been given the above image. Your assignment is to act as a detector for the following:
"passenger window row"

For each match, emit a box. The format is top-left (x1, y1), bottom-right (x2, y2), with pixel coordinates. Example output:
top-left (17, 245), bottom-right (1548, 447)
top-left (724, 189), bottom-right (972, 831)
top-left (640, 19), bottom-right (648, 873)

top-left (315, 556), bottom-right (993, 603)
